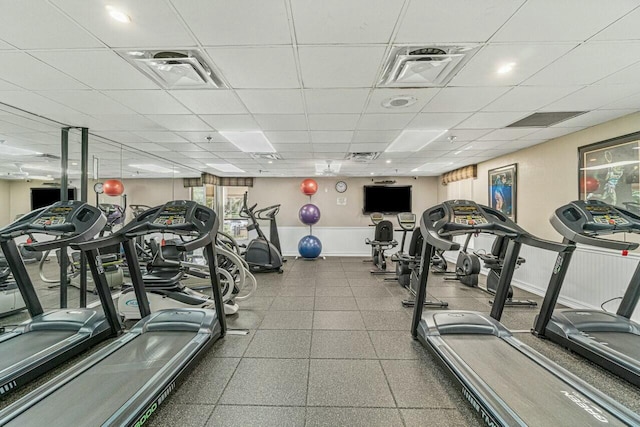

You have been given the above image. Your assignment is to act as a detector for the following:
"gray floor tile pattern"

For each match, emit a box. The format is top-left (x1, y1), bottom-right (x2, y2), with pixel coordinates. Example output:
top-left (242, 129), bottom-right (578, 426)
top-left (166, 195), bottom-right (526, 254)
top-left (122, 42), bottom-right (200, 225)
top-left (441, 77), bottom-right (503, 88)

top-left (6, 257), bottom-right (637, 426)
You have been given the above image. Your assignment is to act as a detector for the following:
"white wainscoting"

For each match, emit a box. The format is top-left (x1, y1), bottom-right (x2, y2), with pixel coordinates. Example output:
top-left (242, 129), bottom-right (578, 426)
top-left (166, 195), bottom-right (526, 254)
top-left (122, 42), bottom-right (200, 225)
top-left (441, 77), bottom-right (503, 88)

top-left (254, 226), bottom-right (407, 257)
top-left (444, 235), bottom-right (640, 322)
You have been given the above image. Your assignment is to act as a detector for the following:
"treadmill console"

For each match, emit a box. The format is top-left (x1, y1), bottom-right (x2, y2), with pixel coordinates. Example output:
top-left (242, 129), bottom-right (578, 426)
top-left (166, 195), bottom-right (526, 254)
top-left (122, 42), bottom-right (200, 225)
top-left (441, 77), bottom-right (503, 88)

top-left (153, 204), bottom-right (188, 226)
top-left (551, 200), bottom-right (640, 250)
top-left (450, 203), bottom-right (489, 226)
top-left (0, 201), bottom-right (106, 245)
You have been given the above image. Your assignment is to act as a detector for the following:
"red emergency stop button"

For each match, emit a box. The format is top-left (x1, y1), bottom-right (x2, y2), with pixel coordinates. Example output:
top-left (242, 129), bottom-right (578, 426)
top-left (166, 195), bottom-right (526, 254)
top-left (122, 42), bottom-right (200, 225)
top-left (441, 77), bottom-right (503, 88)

top-left (622, 250), bottom-right (629, 256)
top-left (45, 220), bottom-right (51, 225)
top-left (468, 220), bottom-right (475, 225)
top-left (166, 220), bottom-right (172, 225)
top-left (609, 219), bottom-right (615, 225)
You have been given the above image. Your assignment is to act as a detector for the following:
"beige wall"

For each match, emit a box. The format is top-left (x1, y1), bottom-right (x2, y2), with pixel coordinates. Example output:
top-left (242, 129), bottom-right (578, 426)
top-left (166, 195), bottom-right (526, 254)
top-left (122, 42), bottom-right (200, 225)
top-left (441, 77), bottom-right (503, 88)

top-left (247, 176), bottom-right (439, 227)
top-left (0, 180), bottom-right (9, 225)
top-left (440, 112), bottom-right (640, 241)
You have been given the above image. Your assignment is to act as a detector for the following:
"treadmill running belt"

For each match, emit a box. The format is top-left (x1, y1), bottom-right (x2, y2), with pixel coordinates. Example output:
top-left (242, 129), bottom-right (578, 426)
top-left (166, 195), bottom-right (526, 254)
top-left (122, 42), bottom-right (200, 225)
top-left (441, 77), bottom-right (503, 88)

top-left (443, 335), bottom-right (628, 427)
top-left (0, 331), bottom-right (77, 372)
top-left (585, 332), bottom-right (640, 357)
top-left (6, 331), bottom-right (194, 427)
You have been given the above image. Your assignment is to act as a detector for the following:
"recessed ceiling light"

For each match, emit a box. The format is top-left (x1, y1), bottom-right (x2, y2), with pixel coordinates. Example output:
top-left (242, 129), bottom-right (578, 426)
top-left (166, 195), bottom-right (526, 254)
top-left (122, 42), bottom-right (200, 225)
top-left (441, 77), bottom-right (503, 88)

top-left (207, 163), bottom-right (245, 173)
top-left (219, 131), bottom-right (276, 153)
top-left (71, 162), bottom-right (78, 166)
top-left (382, 95), bottom-right (418, 109)
top-left (370, 172), bottom-right (375, 175)
top-left (454, 151), bottom-right (462, 155)
top-left (268, 160), bottom-right (273, 164)
top-left (106, 5), bottom-right (131, 23)
top-left (497, 62), bottom-right (516, 74)
top-left (128, 164), bottom-right (173, 173)
top-left (385, 159), bottom-right (392, 164)
top-left (385, 129), bottom-right (448, 152)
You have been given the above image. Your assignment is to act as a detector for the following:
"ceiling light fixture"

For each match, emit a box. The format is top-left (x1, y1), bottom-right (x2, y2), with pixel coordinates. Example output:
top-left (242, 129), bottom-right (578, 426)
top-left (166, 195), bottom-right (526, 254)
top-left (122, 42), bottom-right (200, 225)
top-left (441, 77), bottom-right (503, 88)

top-left (106, 5), bottom-right (131, 23)
top-left (454, 151), bottom-right (462, 155)
top-left (219, 131), bottom-right (276, 153)
top-left (386, 160), bottom-right (392, 164)
top-left (497, 62), bottom-right (516, 74)
top-left (207, 163), bottom-right (245, 173)
top-left (128, 164), bottom-right (174, 173)
top-left (382, 95), bottom-right (418, 109)
top-left (385, 129), bottom-right (448, 152)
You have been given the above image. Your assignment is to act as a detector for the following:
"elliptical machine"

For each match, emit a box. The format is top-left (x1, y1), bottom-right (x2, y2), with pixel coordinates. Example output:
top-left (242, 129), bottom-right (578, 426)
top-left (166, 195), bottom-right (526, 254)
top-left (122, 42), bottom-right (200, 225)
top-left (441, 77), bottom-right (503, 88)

top-left (240, 192), bottom-right (284, 273)
top-left (255, 204), bottom-right (284, 258)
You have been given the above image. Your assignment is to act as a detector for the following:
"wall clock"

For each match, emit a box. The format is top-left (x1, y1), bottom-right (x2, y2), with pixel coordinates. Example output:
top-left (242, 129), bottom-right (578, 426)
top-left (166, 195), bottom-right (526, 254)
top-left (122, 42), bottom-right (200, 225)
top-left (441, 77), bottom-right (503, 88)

top-left (335, 181), bottom-right (347, 193)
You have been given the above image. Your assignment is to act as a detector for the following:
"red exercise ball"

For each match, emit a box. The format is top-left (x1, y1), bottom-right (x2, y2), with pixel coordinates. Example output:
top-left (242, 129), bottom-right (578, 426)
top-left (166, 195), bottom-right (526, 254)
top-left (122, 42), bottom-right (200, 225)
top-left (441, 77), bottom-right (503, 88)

top-left (580, 176), bottom-right (599, 194)
top-left (103, 179), bottom-right (125, 196)
top-left (301, 178), bottom-right (318, 195)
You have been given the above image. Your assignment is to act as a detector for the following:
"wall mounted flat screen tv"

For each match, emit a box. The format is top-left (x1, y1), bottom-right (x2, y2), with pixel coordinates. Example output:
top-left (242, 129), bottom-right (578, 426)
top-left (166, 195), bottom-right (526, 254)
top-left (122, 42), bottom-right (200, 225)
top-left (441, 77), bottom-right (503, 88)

top-left (363, 185), bottom-right (412, 214)
top-left (31, 188), bottom-right (77, 211)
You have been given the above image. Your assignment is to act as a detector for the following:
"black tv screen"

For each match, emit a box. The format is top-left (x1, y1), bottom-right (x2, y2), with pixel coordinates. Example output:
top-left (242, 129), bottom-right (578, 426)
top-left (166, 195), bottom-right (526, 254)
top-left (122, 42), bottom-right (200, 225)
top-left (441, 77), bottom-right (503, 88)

top-left (31, 188), bottom-right (77, 210)
top-left (363, 186), bottom-right (412, 214)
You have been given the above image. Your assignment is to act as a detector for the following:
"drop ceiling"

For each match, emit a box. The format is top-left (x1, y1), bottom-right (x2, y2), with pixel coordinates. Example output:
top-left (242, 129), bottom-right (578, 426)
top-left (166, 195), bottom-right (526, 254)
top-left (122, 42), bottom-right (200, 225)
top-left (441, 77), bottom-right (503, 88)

top-left (0, 0), bottom-right (639, 179)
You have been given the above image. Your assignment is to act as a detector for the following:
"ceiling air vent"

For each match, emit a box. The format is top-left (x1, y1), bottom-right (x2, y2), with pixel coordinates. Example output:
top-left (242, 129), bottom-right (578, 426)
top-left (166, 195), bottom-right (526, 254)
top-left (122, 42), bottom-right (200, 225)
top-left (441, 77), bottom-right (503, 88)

top-left (250, 153), bottom-right (282, 161)
top-left (506, 112), bottom-right (587, 128)
top-left (378, 45), bottom-right (478, 88)
top-left (345, 152), bottom-right (381, 163)
top-left (119, 50), bottom-right (226, 89)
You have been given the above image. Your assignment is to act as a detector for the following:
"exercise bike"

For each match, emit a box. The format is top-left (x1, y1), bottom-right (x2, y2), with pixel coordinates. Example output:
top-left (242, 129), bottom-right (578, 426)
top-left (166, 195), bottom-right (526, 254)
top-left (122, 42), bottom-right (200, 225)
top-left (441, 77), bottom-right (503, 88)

top-left (240, 192), bottom-right (284, 273)
top-left (364, 213), bottom-right (397, 275)
top-left (448, 234), bottom-right (535, 306)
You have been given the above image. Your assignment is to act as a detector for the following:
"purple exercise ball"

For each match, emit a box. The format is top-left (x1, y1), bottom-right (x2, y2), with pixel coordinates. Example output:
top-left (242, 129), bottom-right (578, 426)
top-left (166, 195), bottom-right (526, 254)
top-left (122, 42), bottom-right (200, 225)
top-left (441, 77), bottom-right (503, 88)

top-left (299, 203), bottom-right (321, 225)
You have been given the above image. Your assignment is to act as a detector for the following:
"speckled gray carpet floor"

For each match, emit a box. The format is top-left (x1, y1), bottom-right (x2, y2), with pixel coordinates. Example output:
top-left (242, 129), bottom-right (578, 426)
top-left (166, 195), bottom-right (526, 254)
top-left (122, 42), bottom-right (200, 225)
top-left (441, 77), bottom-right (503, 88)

top-left (1, 257), bottom-right (639, 426)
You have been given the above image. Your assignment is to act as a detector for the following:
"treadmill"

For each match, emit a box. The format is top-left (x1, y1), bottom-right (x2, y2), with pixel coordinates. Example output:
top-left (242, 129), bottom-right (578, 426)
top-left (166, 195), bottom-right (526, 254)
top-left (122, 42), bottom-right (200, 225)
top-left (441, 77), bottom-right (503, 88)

top-left (0, 200), bottom-right (227, 426)
top-left (0, 201), bottom-right (115, 396)
top-left (533, 199), bottom-right (640, 387)
top-left (411, 200), bottom-right (640, 426)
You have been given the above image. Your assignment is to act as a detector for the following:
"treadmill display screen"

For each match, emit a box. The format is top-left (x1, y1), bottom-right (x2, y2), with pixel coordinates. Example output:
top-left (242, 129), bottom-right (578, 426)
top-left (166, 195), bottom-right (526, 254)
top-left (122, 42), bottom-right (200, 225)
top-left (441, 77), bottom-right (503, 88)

top-left (34, 206), bottom-right (73, 225)
top-left (585, 205), bottom-right (629, 226)
top-left (154, 205), bottom-right (188, 226)
top-left (452, 205), bottom-right (488, 225)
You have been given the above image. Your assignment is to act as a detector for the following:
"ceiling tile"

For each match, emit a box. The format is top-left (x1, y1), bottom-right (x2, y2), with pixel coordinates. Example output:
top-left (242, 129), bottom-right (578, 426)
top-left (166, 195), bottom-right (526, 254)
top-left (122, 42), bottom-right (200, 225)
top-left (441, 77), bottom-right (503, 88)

top-left (396, 0), bottom-right (524, 43)
top-left (352, 130), bottom-right (401, 143)
top-left (159, 142), bottom-right (202, 151)
top-left (0, 79), bottom-right (21, 91)
top-left (483, 86), bottom-right (582, 112)
top-left (146, 115), bottom-right (212, 131)
top-left (422, 87), bottom-right (510, 113)
top-left (497, 139), bottom-right (546, 150)
top-left (206, 47), bottom-right (299, 89)
top-left (0, 52), bottom-right (87, 90)
top-left (92, 131), bottom-right (150, 143)
top-left (455, 112), bottom-right (527, 129)
top-left (169, 90), bottom-right (247, 114)
top-left (493, 0), bottom-right (638, 42)
top-left (124, 142), bottom-right (171, 152)
top-left (291, 0), bottom-right (403, 44)
top-left (105, 90), bottom-right (190, 114)
top-left (312, 143), bottom-right (349, 152)
top-left (200, 115), bottom-right (259, 131)
top-left (593, 7), bottom-right (640, 41)
top-left (273, 143), bottom-right (312, 152)
top-left (264, 131), bottom-right (310, 143)
top-left (478, 128), bottom-right (539, 141)
top-left (236, 89), bottom-right (304, 114)
top-left (524, 42), bottom-right (640, 85)
top-left (349, 143), bottom-right (389, 152)
top-left (408, 113), bottom-right (472, 129)
top-left (254, 115), bottom-right (307, 131)
top-left (365, 89), bottom-right (438, 114)
top-left (450, 43), bottom-right (577, 86)
top-left (596, 61), bottom-right (640, 85)
top-left (131, 131), bottom-right (187, 143)
top-left (31, 50), bottom-right (158, 90)
top-left (0, 1), bottom-right (100, 49)
top-left (37, 90), bottom-right (133, 115)
top-left (298, 46), bottom-right (386, 88)
top-left (171, 0), bottom-right (291, 45)
top-left (357, 113), bottom-right (415, 130)
top-left (308, 114), bottom-right (360, 130)
top-left (524, 127), bottom-right (585, 141)
top-left (601, 91), bottom-right (640, 110)
top-left (304, 89), bottom-right (370, 113)
top-left (52, 0), bottom-right (196, 47)
top-left (310, 131), bottom-right (353, 143)
top-left (463, 140), bottom-right (511, 150)
top-left (541, 84), bottom-right (640, 111)
top-left (176, 132), bottom-right (224, 144)
top-left (0, 91), bottom-right (81, 117)
top-left (434, 129), bottom-right (493, 143)
top-left (90, 114), bottom-right (165, 131)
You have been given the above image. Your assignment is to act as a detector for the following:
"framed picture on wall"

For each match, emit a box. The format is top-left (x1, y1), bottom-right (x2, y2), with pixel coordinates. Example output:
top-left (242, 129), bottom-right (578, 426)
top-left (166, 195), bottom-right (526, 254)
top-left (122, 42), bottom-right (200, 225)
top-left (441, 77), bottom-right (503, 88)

top-left (488, 164), bottom-right (517, 221)
top-left (578, 132), bottom-right (640, 212)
